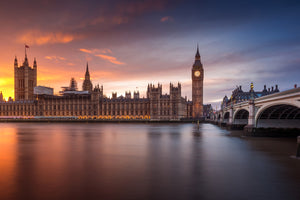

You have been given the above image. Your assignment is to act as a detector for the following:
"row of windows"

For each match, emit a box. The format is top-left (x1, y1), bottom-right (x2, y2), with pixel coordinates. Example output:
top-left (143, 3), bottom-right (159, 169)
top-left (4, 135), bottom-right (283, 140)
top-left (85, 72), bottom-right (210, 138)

top-left (0, 110), bottom-right (148, 116)
top-left (0, 105), bottom-right (35, 111)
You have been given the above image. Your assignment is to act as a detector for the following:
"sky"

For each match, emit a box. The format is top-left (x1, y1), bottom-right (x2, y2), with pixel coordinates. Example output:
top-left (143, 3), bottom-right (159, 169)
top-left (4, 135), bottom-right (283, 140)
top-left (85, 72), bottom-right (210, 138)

top-left (0, 0), bottom-right (299, 107)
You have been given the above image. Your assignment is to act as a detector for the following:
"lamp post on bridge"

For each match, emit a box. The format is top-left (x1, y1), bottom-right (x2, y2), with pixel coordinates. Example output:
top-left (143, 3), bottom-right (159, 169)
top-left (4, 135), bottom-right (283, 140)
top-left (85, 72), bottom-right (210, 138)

top-left (227, 96), bottom-right (233, 129)
top-left (244, 83), bottom-right (256, 133)
top-left (296, 136), bottom-right (300, 158)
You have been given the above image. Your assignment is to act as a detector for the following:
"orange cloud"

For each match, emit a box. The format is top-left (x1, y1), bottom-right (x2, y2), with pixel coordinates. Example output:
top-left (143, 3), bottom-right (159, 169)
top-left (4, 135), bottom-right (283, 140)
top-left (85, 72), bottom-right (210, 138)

top-left (79, 48), bottom-right (112, 54)
top-left (96, 54), bottom-right (125, 65)
top-left (160, 16), bottom-right (173, 22)
top-left (79, 48), bottom-right (92, 54)
top-left (45, 56), bottom-right (66, 61)
top-left (17, 30), bottom-right (82, 45)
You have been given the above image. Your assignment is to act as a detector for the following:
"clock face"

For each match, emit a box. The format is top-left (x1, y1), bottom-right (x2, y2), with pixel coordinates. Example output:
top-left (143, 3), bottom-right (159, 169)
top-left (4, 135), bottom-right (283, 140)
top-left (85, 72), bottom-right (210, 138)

top-left (194, 71), bottom-right (201, 77)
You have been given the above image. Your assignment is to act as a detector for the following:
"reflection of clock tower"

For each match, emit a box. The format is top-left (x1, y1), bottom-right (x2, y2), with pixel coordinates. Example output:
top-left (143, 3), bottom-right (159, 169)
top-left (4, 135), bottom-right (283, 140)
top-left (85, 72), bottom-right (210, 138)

top-left (192, 45), bottom-right (203, 119)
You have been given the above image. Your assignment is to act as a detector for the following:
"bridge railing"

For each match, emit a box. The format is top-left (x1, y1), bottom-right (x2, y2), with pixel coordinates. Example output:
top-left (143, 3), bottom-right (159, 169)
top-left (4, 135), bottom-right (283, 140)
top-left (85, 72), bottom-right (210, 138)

top-left (254, 87), bottom-right (300, 103)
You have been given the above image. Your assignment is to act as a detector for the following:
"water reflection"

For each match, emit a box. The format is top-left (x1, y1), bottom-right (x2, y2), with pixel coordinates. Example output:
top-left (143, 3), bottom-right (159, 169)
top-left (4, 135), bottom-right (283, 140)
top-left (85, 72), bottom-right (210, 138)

top-left (0, 123), bottom-right (299, 200)
top-left (0, 125), bottom-right (17, 200)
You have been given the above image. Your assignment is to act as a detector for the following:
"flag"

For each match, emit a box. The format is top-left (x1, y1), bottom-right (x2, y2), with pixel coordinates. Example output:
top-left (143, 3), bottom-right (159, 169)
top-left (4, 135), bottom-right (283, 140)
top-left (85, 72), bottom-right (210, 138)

top-left (25, 44), bottom-right (29, 48)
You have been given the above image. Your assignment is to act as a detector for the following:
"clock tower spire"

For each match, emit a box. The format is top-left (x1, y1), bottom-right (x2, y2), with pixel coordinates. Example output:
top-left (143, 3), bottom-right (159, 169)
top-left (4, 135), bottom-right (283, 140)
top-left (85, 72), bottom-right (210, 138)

top-left (192, 45), bottom-right (204, 119)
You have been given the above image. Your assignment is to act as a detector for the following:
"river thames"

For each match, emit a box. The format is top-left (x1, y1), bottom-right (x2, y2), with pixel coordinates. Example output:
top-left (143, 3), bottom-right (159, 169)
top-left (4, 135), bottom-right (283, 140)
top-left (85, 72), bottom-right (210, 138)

top-left (0, 123), bottom-right (299, 200)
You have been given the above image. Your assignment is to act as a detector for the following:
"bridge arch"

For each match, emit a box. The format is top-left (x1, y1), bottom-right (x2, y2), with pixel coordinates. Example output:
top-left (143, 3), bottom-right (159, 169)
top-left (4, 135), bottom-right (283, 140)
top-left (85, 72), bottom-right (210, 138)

top-left (223, 112), bottom-right (230, 123)
top-left (233, 109), bottom-right (249, 125)
top-left (213, 114), bottom-right (217, 120)
top-left (255, 103), bottom-right (300, 128)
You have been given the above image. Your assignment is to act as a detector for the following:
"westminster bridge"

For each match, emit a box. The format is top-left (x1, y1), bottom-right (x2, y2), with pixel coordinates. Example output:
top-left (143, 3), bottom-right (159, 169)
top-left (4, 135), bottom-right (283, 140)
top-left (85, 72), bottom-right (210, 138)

top-left (212, 87), bottom-right (300, 132)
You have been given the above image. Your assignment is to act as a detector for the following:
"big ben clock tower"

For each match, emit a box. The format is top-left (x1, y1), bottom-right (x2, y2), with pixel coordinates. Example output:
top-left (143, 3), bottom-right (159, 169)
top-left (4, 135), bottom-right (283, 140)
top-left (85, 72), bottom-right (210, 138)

top-left (192, 45), bottom-right (204, 119)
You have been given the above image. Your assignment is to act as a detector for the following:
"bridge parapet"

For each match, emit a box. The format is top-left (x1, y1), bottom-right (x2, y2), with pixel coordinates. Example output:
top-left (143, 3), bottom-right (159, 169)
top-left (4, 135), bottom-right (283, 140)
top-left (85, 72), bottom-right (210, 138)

top-left (217, 87), bottom-right (300, 132)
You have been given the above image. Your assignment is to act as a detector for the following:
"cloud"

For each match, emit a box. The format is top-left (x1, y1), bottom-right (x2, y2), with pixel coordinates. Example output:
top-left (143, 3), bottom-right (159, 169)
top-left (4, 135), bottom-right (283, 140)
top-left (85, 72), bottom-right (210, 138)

top-left (95, 54), bottom-right (125, 65)
top-left (79, 48), bottom-right (92, 54)
top-left (45, 56), bottom-right (66, 61)
top-left (17, 30), bottom-right (82, 45)
top-left (79, 48), bottom-right (112, 54)
top-left (160, 16), bottom-right (173, 22)
top-left (79, 48), bottom-right (123, 65)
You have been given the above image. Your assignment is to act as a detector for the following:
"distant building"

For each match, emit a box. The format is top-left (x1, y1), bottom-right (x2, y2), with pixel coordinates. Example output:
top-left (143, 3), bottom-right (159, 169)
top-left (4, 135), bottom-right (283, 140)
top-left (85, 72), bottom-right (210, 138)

top-left (34, 86), bottom-right (54, 95)
top-left (221, 84), bottom-right (280, 109)
top-left (14, 52), bottom-right (37, 100)
top-left (0, 47), bottom-right (204, 120)
top-left (203, 104), bottom-right (213, 118)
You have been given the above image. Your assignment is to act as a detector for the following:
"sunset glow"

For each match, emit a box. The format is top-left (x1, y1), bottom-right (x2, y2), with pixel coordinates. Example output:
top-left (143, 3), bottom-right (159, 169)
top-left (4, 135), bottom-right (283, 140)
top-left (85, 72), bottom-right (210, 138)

top-left (0, 0), bottom-right (299, 106)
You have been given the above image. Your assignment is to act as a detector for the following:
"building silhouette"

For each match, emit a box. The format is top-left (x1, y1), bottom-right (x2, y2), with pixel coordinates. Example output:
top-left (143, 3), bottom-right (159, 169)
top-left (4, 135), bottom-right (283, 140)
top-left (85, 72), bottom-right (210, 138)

top-left (14, 52), bottom-right (37, 100)
top-left (221, 84), bottom-right (280, 109)
top-left (0, 47), bottom-right (205, 120)
top-left (192, 45), bottom-right (204, 118)
top-left (82, 62), bottom-right (93, 93)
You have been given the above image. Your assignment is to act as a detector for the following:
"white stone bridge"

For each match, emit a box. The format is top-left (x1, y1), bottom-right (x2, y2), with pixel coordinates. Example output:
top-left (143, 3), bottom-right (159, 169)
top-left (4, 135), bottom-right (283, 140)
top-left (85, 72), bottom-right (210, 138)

top-left (213, 87), bottom-right (300, 130)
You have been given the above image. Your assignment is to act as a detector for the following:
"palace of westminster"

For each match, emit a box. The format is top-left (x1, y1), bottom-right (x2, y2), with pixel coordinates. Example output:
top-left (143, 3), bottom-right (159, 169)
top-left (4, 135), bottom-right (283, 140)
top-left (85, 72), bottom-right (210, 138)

top-left (0, 47), bottom-right (209, 120)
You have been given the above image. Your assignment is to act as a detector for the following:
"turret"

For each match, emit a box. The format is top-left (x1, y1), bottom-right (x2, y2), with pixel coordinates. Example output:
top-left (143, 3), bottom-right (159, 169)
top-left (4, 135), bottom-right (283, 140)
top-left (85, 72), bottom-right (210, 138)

top-left (262, 85), bottom-right (267, 93)
top-left (112, 92), bottom-right (117, 99)
top-left (33, 58), bottom-right (37, 69)
top-left (23, 53), bottom-right (29, 66)
top-left (125, 91), bottom-right (131, 99)
top-left (275, 85), bottom-right (279, 92)
top-left (14, 56), bottom-right (18, 68)
top-left (134, 91), bottom-right (139, 99)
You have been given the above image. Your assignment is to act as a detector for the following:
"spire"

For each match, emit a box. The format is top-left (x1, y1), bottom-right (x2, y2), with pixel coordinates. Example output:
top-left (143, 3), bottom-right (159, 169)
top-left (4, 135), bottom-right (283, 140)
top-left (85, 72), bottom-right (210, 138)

top-left (33, 57), bottom-right (37, 68)
top-left (85, 62), bottom-right (90, 79)
top-left (193, 44), bottom-right (202, 68)
top-left (14, 56), bottom-right (18, 67)
top-left (82, 62), bottom-right (93, 92)
top-left (195, 43), bottom-right (200, 60)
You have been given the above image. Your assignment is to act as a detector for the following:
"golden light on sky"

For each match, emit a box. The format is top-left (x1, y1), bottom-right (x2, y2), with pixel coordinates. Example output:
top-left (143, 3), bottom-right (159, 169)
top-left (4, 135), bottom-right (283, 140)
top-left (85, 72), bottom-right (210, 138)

top-left (0, 0), bottom-right (299, 107)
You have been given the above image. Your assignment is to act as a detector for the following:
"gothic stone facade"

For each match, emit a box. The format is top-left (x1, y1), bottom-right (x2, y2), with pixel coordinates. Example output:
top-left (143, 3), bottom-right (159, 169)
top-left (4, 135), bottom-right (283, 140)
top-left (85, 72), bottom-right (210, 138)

top-left (0, 48), bottom-right (204, 120)
top-left (0, 83), bottom-right (187, 120)
top-left (14, 54), bottom-right (37, 100)
top-left (192, 46), bottom-right (204, 118)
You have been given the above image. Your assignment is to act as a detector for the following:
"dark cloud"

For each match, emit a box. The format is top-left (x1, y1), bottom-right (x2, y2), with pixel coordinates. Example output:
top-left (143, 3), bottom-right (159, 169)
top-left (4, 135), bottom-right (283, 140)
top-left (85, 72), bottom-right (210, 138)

top-left (205, 37), bottom-right (300, 69)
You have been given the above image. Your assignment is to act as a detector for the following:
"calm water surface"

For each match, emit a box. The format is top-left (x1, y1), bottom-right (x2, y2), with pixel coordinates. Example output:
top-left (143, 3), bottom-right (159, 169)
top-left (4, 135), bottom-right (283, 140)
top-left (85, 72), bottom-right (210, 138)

top-left (0, 123), bottom-right (299, 200)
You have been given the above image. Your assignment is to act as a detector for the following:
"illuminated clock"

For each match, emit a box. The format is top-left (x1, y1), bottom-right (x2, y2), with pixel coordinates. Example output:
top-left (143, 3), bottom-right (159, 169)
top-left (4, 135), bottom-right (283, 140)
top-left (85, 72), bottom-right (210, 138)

top-left (194, 71), bottom-right (201, 77)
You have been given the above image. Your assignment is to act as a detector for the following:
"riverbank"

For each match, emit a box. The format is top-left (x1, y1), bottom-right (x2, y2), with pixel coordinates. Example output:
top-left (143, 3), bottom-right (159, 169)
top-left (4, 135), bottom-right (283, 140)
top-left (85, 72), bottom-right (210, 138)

top-left (0, 118), bottom-right (202, 123)
top-left (206, 120), bottom-right (300, 137)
